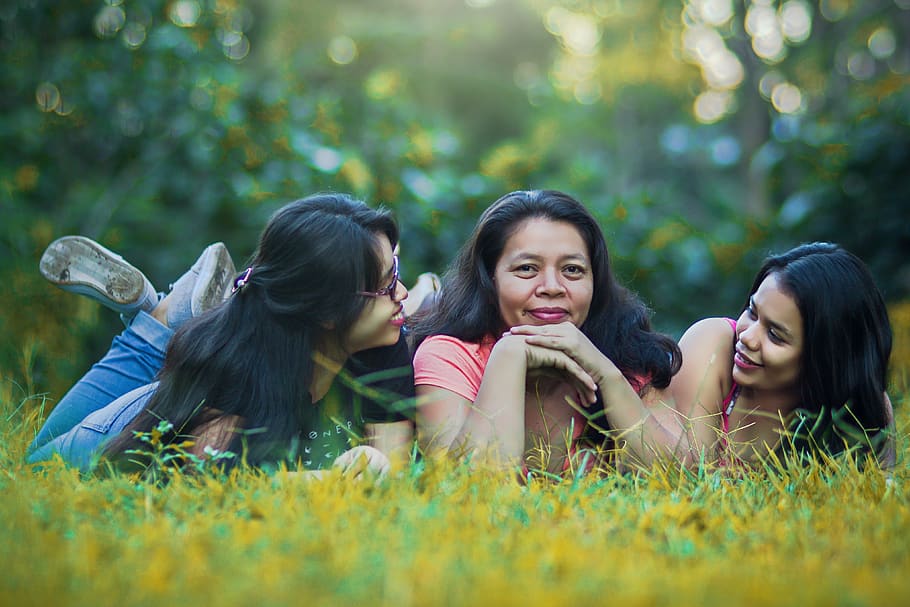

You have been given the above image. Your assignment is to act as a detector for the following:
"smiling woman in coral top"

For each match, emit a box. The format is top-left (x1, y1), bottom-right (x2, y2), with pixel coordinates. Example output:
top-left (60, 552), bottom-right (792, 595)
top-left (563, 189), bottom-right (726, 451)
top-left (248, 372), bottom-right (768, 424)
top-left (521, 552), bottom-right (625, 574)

top-left (408, 190), bottom-right (681, 473)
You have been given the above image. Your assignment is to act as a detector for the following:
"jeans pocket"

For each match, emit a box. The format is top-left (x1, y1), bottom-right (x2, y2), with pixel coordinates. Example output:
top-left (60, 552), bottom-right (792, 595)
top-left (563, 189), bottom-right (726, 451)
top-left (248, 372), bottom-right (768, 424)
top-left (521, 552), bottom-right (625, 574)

top-left (80, 383), bottom-right (157, 433)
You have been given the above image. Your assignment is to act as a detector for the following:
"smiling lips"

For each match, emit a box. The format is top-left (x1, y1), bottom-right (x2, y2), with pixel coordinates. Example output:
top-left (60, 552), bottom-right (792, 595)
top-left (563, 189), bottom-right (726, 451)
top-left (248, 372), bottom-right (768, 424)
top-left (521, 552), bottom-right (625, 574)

top-left (527, 307), bottom-right (569, 322)
top-left (734, 346), bottom-right (762, 369)
top-left (390, 306), bottom-right (405, 328)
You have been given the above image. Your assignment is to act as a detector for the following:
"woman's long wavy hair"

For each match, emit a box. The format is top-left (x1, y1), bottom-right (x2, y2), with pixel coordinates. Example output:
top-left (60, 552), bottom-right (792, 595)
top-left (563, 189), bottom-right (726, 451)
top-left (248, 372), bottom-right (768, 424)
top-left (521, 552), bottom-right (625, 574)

top-left (104, 193), bottom-right (398, 468)
top-left (747, 242), bottom-right (892, 460)
top-left (409, 189), bottom-right (681, 392)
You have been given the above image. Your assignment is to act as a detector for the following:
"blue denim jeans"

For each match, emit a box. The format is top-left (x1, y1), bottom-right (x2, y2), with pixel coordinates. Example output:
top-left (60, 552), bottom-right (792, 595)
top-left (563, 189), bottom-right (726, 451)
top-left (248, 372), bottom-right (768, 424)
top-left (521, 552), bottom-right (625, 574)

top-left (26, 311), bottom-right (172, 471)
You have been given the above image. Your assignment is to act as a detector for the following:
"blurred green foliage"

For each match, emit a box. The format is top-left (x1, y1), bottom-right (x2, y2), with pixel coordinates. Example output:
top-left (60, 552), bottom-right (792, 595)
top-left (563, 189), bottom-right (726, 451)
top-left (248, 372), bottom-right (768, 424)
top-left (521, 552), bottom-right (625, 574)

top-left (2, 0), bottom-right (908, 399)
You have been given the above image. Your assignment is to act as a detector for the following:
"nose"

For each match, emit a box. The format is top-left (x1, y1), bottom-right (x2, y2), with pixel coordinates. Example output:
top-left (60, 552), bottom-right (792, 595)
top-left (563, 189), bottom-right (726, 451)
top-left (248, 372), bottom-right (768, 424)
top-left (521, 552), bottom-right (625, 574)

top-left (536, 268), bottom-right (566, 296)
top-left (392, 278), bottom-right (409, 303)
top-left (738, 319), bottom-right (760, 350)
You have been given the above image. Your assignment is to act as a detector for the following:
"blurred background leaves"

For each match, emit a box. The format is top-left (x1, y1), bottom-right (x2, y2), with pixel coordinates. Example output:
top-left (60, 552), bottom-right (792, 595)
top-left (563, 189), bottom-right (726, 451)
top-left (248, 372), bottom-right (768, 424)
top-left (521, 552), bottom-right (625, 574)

top-left (2, 0), bottom-right (908, 399)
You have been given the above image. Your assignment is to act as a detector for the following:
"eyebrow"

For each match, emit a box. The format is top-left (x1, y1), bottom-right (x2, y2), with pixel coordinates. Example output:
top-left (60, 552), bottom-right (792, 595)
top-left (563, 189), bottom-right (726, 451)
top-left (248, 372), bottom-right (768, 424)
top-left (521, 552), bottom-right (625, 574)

top-left (750, 296), bottom-right (793, 339)
top-left (507, 252), bottom-right (589, 264)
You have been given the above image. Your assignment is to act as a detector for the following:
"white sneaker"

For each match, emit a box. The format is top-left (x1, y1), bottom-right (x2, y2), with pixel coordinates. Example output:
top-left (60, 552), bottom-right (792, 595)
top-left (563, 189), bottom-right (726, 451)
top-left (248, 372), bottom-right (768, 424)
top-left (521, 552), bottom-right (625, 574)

top-left (165, 242), bottom-right (236, 330)
top-left (39, 236), bottom-right (158, 318)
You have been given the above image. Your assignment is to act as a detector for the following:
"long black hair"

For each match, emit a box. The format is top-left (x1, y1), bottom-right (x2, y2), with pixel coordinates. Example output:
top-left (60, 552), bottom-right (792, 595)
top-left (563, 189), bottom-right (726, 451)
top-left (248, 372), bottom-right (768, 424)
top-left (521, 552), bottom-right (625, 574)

top-left (747, 242), bottom-right (892, 459)
top-left (105, 193), bottom-right (399, 467)
top-left (409, 189), bottom-right (680, 391)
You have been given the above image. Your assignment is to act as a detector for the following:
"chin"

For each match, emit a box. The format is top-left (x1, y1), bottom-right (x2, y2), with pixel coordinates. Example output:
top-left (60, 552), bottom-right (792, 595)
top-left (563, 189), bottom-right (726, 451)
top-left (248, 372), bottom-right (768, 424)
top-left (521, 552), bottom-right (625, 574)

top-left (367, 330), bottom-right (401, 351)
top-left (730, 366), bottom-right (754, 387)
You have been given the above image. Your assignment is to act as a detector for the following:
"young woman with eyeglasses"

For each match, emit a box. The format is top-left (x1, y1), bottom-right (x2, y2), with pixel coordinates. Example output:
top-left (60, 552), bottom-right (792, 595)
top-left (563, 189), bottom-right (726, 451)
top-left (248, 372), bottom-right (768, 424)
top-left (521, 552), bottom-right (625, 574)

top-left (27, 193), bottom-right (415, 477)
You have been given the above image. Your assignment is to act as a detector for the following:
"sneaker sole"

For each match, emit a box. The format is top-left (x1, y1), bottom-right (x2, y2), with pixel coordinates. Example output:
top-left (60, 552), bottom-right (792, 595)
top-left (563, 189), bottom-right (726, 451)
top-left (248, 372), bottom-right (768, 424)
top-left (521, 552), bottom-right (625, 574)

top-left (190, 243), bottom-right (236, 316)
top-left (39, 236), bottom-right (147, 306)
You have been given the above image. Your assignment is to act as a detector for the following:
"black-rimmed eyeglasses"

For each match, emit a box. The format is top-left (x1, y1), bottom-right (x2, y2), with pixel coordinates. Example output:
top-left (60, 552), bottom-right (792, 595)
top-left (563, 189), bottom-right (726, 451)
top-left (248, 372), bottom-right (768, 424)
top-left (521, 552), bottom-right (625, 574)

top-left (357, 255), bottom-right (400, 301)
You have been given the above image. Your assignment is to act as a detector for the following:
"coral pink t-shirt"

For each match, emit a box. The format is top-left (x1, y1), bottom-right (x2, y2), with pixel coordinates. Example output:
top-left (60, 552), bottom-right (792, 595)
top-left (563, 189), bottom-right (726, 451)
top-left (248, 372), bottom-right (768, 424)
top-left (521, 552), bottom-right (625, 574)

top-left (413, 334), bottom-right (587, 443)
top-left (413, 335), bottom-right (496, 402)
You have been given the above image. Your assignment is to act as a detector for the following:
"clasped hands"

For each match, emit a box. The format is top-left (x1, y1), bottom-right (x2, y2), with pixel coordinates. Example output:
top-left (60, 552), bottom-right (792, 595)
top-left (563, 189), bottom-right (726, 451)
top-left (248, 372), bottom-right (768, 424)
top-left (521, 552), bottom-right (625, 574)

top-left (499, 321), bottom-right (611, 407)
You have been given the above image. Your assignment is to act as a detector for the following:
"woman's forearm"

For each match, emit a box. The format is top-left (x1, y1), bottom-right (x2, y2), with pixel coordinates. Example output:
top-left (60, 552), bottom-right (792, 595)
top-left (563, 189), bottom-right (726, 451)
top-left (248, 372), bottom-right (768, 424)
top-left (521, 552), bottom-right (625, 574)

top-left (454, 341), bottom-right (529, 463)
top-left (597, 368), bottom-right (700, 468)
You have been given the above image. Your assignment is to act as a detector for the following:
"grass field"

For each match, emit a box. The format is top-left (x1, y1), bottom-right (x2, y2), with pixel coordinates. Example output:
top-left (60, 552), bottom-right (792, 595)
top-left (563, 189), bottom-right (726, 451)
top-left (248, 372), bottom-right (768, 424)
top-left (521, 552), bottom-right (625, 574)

top-left (2, 340), bottom-right (909, 605)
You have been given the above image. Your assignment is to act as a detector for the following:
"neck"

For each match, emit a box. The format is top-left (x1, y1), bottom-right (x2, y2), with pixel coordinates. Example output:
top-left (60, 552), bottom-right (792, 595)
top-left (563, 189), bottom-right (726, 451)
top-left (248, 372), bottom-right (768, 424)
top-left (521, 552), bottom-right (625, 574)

top-left (310, 339), bottom-right (349, 403)
top-left (731, 385), bottom-right (801, 454)
top-left (736, 385), bottom-right (800, 419)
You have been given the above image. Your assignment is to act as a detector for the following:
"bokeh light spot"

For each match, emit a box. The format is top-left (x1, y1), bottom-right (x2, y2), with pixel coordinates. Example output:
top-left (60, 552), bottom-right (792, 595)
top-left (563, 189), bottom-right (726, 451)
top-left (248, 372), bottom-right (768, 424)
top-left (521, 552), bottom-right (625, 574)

top-left (328, 36), bottom-right (357, 65)
top-left (169, 0), bottom-right (201, 28)
top-left (545, 8), bottom-right (600, 56)
top-left (35, 82), bottom-right (60, 112)
top-left (94, 5), bottom-right (126, 39)
top-left (847, 51), bottom-right (876, 80)
top-left (868, 27), bottom-right (896, 60)
top-left (573, 80), bottom-right (602, 104)
top-left (819, 0), bottom-right (849, 22)
top-left (661, 124), bottom-right (691, 155)
top-left (403, 168), bottom-right (438, 200)
top-left (312, 147), bottom-right (343, 173)
top-left (710, 136), bottom-right (741, 166)
top-left (683, 25), bottom-right (724, 63)
top-left (778, 192), bottom-right (813, 227)
top-left (745, 4), bottom-right (777, 38)
top-left (759, 70), bottom-right (785, 99)
top-left (780, 0), bottom-right (812, 43)
top-left (544, 7), bottom-right (569, 35)
top-left (460, 174), bottom-right (486, 196)
top-left (694, 89), bottom-right (732, 123)
top-left (365, 70), bottom-right (402, 100)
top-left (696, 0), bottom-right (734, 26)
top-left (770, 82), bottom-right (802, 113)
top-left (752, 29), bottom-right (785, 62)
top-left (223, 33), bottom-right (250, 61)
top-left (772, 114), bottom-right (800, 141)
top-left (704, 49), bottom-right (744, 89)
top-left (122, 22), bottom-right (147, 49)
top-left (55, 96), bottom-right (74, 117)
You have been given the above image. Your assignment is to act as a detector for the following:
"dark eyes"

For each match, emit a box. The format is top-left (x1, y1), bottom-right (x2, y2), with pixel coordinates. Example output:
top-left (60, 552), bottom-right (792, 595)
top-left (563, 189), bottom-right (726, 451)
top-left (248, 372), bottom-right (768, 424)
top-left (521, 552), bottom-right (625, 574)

top-left (746, 304), bottom-right (785, 344)
top-left (514, 264), bottom-right (586, 276)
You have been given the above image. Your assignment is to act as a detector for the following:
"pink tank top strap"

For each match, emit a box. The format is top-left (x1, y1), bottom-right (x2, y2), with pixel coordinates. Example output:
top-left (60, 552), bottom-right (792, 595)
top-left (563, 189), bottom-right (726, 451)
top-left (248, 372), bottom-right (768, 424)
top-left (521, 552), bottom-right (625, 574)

top-left (721, 317), bottom-right (738, 432)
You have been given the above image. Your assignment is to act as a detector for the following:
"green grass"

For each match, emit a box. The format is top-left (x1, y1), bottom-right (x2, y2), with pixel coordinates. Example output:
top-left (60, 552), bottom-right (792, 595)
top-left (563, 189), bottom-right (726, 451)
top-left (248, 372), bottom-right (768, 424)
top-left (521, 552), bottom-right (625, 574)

top-left (2, 374), bottom-right (909, 606)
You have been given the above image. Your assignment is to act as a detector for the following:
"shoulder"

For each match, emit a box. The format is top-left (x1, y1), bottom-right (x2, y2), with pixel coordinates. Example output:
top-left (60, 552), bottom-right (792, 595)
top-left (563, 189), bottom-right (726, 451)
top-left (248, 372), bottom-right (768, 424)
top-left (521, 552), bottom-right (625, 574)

top-left (672, 317), bottom-right (737, 414)
top-left (413, 334), bottom-right (495, 398)
top-left (678, 317), bottom-right (737, 379)
top-left (679, 317), bottom-right (736, 349)
top-left (414, 334), bottom-right (493, 365)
